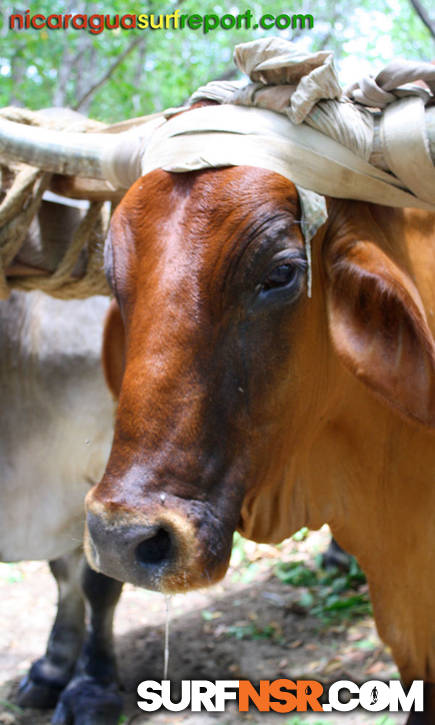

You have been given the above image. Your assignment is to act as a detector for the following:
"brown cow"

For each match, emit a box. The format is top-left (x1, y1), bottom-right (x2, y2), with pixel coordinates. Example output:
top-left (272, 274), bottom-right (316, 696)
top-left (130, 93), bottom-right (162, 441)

top-left (84, 166), bottom-right (435, 723)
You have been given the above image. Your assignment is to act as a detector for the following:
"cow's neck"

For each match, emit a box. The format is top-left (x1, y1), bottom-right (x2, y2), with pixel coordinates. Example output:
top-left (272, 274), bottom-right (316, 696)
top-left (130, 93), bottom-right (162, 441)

top-left (311, 381), bottom-right (435, 685)
top-left (239, 304), bottom-right (435, 685)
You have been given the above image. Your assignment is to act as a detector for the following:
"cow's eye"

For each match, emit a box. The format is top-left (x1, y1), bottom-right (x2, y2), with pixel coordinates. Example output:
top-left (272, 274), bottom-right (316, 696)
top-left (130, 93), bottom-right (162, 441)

top-left (262, 263), bottom-right (299, 292)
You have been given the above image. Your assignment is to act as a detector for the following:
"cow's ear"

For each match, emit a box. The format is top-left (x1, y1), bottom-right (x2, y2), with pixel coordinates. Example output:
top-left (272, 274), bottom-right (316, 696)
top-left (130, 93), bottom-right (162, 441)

top-left (326, 239), bottom-right (435, 427)
top-left (102, 300), bottom-right (125, 399)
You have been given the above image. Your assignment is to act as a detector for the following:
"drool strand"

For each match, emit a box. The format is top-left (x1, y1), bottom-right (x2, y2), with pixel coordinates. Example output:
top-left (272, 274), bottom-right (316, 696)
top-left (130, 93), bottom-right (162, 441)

top-left (163, 594), bottom-right (171, 679)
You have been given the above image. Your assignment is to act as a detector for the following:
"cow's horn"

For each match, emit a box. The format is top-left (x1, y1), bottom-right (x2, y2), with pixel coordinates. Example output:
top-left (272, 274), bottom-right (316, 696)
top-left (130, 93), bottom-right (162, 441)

top-left (0, 117), bottom-right (163, 189)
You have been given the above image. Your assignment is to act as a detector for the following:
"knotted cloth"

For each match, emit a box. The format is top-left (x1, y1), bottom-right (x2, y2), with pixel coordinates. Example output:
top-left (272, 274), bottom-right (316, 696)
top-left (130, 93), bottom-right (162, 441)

top-left (138, 38), bottom-right (435, 295)
top-left (181, 38), bottom-right (435, 208)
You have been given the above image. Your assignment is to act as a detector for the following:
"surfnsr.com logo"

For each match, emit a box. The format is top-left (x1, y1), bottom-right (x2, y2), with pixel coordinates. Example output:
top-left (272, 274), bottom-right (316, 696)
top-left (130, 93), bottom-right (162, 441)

top-left (137, 679), bottom-right (424, 713)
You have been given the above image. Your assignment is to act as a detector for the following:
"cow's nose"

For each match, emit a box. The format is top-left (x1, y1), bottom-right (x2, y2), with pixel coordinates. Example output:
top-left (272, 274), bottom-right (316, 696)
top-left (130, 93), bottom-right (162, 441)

top-left (85, 512), bottom-right (176, 589)
top-left (135, 526), bottom-right (172, 566)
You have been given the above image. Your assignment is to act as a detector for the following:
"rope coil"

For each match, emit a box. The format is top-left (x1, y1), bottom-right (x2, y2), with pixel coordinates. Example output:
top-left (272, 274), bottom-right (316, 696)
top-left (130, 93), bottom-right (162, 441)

top-left (0, 109), bottom-right (110, 300)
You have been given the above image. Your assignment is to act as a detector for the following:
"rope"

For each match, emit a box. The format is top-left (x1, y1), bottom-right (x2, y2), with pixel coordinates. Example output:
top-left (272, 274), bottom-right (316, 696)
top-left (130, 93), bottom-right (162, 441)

top-left (0, 109), bottom-right (110, 300)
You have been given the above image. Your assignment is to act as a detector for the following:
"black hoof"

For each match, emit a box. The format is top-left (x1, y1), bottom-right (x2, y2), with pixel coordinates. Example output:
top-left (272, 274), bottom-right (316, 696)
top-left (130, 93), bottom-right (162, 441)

top-left (17, 674), bottom-right (62, 709)
top-left (52, 676), bottom-right (123, 725)
top-left (17, 658), bottom-right (69, 709)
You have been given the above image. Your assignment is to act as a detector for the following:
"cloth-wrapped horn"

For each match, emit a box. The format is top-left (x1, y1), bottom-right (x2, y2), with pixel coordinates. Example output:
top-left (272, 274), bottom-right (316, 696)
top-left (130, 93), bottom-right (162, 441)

top-left (0, 116), bottom-right (164, 189)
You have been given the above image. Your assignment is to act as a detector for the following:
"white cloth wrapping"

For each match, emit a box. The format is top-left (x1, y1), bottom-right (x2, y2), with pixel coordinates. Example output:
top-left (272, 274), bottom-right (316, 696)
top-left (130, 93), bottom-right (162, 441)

top-left (189, 38), bottom-right (435, 200)
top-left (103, 38), bottom-right (435, 296)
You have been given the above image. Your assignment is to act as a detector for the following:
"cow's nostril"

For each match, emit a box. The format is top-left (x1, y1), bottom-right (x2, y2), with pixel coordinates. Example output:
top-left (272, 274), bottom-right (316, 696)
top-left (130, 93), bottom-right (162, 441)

top-left (135, 527), bottom-right (172, 566)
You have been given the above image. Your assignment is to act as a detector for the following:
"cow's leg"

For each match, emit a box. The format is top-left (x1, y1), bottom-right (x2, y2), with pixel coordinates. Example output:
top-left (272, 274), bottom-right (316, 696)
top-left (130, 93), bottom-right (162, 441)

top-left (321, 537), bottom-right (353, 571)
top-left (406, 714), bottom-right (428, 724)
top-left (18, 548), bottom-right (85, 708)
top-left (52, 561), bottom-right (123, 725)
top-left (337, 519), bottom-right (435, 725)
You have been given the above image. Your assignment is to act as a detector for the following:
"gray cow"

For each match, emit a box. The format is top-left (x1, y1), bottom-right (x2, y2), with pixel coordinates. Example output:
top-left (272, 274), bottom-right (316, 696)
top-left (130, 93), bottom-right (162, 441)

top-left (0, 193), bottom-right (123, 724)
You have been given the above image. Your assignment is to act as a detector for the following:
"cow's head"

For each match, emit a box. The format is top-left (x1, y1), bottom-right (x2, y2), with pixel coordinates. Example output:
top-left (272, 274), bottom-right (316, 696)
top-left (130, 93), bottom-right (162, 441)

top-left (85, 166), bottom-right (435, 592)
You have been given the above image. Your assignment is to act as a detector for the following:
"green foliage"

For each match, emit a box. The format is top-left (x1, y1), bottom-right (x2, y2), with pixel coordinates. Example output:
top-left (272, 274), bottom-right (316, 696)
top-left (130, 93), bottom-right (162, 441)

top-left (276, 561), bottom-right (318, 586)
top-left (201, 609), bottom-right (216, 621)
top-left (230, 532), bottom-right (262, 583)
top-left (0, 0), bottom-right (433, 122)
top-left (0, 699), bottom-right (23, 714)
top-left (285, 719), bottom-right (333, 725)
top-left (292, 526), bottom-right (309, 542)
top-left (0, 562), bottom-right (23, 583)
top-left (284, 714), bottom-right (394, 725)
top-left (227, 621), bottom-right (282, 641)
top-left (275, 556), bottom-right (371, 622)
top-left (230, 531), bottom-right (249, 566)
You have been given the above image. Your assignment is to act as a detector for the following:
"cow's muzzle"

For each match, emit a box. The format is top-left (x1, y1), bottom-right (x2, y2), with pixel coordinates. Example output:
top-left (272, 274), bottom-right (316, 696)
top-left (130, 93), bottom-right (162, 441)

top-left (86, 514), bottom-right (174, 589)
top-left (84, 494), bottom-right (232, 593)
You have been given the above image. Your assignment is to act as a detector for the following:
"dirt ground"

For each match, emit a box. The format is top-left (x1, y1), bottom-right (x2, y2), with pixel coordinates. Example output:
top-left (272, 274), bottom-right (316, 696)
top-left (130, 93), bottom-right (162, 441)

top-left (0, 528), bottom-right (406, 725)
